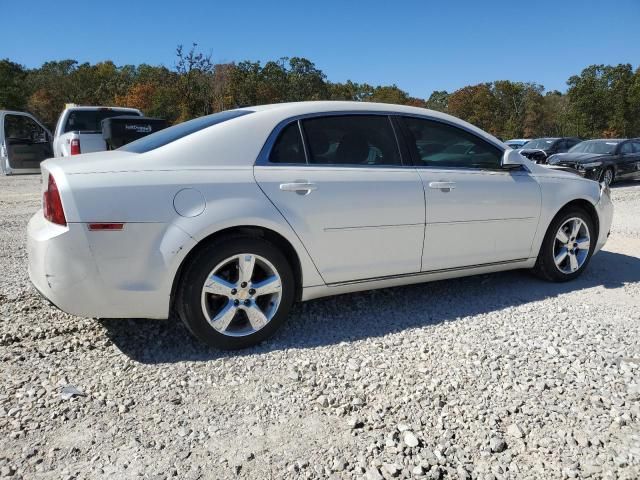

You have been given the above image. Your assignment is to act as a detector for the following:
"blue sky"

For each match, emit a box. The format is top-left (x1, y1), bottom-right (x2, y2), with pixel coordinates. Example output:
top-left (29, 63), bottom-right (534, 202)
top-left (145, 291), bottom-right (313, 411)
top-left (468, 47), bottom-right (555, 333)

top-left (3, 0), bottom-right (639, 98)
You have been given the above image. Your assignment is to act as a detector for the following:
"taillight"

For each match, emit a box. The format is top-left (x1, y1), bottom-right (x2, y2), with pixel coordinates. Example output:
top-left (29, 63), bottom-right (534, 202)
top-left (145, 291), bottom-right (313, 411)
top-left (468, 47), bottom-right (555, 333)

top-left (70, 139), bottom-right (81, 155)
top-left (43, 175), bottom-right (67, 226)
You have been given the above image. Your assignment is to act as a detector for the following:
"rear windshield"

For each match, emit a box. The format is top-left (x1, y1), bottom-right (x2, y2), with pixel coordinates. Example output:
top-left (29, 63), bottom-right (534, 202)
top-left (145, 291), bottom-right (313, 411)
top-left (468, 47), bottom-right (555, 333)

top-left (64, 109), bottom-right (141, 133)
top-left (120, 110), bottom-right (252, 153)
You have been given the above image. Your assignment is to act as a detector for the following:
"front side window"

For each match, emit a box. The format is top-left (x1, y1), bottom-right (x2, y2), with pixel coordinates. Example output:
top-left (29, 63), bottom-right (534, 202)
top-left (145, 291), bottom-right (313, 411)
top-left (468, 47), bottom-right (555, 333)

top-left (401, 117), bottom-right (502, 169)
top-left (301, 115), bottom-right (402, 166)
top-left (269, 122), bottom-right (305, 164)
top-left (619, 142), bottom-right (633, 154)
top-left (4, 115), bottom-right (48, 143)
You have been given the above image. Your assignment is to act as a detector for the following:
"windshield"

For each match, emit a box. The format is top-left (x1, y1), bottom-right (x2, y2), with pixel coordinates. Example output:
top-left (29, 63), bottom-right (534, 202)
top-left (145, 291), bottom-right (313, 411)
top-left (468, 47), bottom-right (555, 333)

top-left (522, 138), bottom-right (555, 150)
top-left (568, 140), bottom-right (619, 155)
top-left (64, 109), bottom-right (140, 133)
top-left (120, 110), bottom-right (252, 153)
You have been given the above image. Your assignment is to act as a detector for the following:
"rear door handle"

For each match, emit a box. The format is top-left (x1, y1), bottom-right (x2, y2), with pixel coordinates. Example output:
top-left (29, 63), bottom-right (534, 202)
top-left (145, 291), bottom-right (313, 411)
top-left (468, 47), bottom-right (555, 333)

top-left (428, 181), bottom-right (456, 191)
top-left (279, 182), bottom-right (318, 195)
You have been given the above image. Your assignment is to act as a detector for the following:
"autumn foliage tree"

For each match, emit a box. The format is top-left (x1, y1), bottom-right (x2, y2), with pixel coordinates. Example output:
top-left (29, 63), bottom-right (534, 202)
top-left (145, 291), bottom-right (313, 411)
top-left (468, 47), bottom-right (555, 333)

top-left (1, 49), bottom-right (639, 139)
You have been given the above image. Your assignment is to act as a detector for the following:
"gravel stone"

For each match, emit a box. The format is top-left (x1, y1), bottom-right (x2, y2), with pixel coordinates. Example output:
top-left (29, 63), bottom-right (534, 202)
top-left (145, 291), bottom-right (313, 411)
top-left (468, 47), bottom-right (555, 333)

top-left (1, 175), bottom-right (640, 479)
top-left (403, 430), bottom-right (419, 447)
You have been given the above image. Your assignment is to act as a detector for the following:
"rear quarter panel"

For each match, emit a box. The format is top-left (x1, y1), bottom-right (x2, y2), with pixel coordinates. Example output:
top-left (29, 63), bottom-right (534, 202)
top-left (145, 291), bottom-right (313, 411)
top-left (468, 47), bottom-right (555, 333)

top-left (58, 166), bottom-right (324, 311)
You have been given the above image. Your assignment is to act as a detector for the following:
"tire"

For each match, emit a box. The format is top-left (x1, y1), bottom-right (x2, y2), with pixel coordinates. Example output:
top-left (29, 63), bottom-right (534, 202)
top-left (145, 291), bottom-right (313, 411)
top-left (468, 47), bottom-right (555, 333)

top-left (175, 235), bottom-right (295, 349)
top-left (600, 167), bottom-right (614, 186)
top-left (533, 207), bottom-right (595, 282)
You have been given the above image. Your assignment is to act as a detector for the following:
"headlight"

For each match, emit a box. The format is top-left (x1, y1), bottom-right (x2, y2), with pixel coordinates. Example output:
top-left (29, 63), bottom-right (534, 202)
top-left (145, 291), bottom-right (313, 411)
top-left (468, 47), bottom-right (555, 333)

top-left (580, 161), bottom-right (602, 169)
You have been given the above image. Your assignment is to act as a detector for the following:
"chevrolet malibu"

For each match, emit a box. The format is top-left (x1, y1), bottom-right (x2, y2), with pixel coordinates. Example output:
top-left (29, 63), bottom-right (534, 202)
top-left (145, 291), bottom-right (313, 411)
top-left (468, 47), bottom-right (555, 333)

top-left (27, 102), bottom-right (613, 349)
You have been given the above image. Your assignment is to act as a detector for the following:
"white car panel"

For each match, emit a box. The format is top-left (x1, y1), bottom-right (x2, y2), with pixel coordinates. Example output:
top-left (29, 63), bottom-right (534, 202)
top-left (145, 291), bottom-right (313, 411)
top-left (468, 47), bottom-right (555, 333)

top-left (419, 169), bottom-right (541, 270)
top-left (255, 165), bottom-right (425, 283)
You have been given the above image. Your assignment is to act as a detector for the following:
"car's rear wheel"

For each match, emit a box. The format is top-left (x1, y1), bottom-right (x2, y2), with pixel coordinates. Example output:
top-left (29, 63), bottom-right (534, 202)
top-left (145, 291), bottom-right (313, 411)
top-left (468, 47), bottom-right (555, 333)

top-left (176, 236), bottom-right (295, 349)
top-left (533, 208), bottom-right (595, 282)
top-left (600, 167), bottom-right (614, 186)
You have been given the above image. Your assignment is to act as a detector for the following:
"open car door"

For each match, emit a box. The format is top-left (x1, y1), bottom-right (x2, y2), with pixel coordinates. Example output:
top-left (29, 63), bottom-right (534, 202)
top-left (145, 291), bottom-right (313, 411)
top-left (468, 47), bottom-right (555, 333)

top-left (0, 111), bottom-right (53, 175)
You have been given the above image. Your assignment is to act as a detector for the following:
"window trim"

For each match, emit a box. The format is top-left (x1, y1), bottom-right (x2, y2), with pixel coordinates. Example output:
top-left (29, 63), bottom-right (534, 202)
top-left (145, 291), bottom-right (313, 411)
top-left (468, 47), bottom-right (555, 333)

top-left (395, 114), bottom-right (511, 172)
top-left (255, 110), bottom-right (511, 172)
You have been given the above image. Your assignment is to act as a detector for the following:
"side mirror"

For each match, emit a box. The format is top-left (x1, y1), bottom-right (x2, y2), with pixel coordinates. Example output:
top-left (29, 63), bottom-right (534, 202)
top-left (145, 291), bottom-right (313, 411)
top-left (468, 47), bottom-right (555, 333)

top-left (501, 148), bottom-right (528, 170)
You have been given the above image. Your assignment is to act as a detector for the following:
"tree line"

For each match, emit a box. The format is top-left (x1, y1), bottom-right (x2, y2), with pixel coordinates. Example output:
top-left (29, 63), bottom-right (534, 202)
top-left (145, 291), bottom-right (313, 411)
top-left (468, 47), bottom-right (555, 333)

top-left (1, 44), bottom-right (639, 139)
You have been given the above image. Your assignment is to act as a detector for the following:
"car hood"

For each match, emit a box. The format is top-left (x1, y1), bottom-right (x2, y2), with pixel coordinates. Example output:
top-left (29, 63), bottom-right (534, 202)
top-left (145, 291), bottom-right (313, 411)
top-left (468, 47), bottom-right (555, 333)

top-left (548, 152), bottom-right (609, 164)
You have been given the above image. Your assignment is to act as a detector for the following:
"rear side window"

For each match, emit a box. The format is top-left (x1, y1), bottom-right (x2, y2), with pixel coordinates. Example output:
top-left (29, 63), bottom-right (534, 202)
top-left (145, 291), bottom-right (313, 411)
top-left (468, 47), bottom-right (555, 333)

top-left (301, 115), bottom-right (402, 166)
top-left (64, 110), bottom-right (141, 133)
top-left (269, 122), bottom-right (306, 164)
top-left (401, 117), bottom-right (502, 169)
top-left (120, 110), bottom-right (252, 153)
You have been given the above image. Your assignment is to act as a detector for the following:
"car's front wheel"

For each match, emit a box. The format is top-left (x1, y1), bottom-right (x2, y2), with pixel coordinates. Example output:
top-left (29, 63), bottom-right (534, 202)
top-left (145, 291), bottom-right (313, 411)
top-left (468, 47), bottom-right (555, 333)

top-left (175, 236), bottom-right (295, 349)
top-left (533, 208), bottom-right (595, 282)
top-left (600, 167), bottom-right (614, 186)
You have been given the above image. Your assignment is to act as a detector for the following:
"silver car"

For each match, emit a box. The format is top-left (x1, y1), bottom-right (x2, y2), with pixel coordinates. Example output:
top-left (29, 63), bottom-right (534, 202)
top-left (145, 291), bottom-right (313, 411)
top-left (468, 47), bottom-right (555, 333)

top-left (27, 102), bottom-right (613, 349)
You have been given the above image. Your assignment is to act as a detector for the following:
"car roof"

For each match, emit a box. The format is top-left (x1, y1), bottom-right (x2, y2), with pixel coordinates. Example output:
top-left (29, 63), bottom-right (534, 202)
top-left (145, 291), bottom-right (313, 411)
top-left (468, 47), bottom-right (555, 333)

top-left (245, 101), bottom-right (505, 148)
top-left (62, 106), bottom-right (141, 112)
top-left (248, 100), bottom-right (450, 117)
top-left (585, 138), bottom-right (626, 142)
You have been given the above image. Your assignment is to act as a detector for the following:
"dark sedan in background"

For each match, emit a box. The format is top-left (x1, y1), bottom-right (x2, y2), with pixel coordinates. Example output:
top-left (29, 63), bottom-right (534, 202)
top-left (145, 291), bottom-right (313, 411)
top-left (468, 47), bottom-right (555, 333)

top-left (519, 137), bottom-right (582, 163)
top-left (548, 138), bottom-right (640, 185)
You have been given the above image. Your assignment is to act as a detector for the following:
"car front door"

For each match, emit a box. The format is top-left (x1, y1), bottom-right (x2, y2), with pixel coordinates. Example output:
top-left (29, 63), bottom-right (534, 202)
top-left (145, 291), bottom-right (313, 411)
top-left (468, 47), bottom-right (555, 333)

top-left (398, 116), bottom-right (541, 271)
top-left (616, 141), bottom-right (640, 179)
top-left (254, 114), bottom-right (426, 284)
top-left (0, 112), bottom-right (52, 174)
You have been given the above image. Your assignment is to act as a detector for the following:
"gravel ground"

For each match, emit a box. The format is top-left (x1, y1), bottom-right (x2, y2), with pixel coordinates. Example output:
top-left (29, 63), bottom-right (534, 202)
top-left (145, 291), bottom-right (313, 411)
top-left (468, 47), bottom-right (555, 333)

top-left (1, 174), bottom-right (639, 480)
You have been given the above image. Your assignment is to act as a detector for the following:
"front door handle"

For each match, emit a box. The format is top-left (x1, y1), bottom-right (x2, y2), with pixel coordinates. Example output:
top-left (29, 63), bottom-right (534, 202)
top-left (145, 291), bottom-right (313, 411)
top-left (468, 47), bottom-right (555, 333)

top-left (279, 182), bottom-right (318, 195)
top-left (428, 181), bottom-right (456, 191)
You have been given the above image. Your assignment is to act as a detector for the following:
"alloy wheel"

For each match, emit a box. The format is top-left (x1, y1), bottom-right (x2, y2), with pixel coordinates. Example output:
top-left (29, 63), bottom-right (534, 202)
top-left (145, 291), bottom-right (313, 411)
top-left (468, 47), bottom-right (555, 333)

top-left (200, 253), bottom-right (282, 337)
top-left (601, 168), bottom-right (613, 186)
top-left (553, 217), bottom-right (591, 274)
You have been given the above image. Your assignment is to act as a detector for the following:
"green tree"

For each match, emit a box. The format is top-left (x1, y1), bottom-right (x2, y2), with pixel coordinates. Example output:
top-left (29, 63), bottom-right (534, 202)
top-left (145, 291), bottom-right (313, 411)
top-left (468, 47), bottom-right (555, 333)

top-left (425, 90), bottom-right (449, 112)
top-left (0, 59), bottom-right (29, 110)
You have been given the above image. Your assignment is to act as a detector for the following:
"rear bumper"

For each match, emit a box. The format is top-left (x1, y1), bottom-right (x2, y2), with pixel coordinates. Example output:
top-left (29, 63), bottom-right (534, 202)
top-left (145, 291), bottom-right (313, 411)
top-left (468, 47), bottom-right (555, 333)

top-left (27, 212), bottom-right (109, 317)
top-left (27, 212), bottom-right (189, 319)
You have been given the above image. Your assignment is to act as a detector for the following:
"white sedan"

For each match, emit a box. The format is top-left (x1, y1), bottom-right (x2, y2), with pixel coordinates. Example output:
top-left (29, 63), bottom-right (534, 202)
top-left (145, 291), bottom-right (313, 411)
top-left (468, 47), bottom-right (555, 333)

top-left (27, 102), bottom-right (613, 349)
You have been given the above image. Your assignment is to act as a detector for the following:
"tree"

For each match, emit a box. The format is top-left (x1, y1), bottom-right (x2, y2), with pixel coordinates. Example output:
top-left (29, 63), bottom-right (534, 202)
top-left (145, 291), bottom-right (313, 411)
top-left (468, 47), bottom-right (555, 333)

top-left (0, 59), bottom-right (29, 110)
top-left (175, 43), bottom-right (216, 119)
top-left (448, 83), bottom-right (498, 134)
top-left (425, 90), bottom-right (449, 112)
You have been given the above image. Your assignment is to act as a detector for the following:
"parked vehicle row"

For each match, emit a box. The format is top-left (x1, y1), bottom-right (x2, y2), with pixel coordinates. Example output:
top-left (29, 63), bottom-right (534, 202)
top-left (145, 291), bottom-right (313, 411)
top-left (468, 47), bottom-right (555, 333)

top-left (548, 138), bottom-right (640, 185)
top-left (27, 101), bottom-right (613, 349)
top-left (505, 136), bottom-right (640, 185)
top-left (0, 105), bottom-right (166, 175)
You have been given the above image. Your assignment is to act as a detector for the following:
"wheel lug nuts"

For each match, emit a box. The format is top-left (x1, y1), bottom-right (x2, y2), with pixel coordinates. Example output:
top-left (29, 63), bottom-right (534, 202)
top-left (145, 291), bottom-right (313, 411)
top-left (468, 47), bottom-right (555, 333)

top-left (244, 299), bottom-right (251, 306)
top-left (249, 288), bottom-right (256, 295)
top-left (231, 288), bottom-right (237, 295)
top-left (240, 282), bottom-right (247, 288)
top-left (233, 299), bottom-right (240, 306)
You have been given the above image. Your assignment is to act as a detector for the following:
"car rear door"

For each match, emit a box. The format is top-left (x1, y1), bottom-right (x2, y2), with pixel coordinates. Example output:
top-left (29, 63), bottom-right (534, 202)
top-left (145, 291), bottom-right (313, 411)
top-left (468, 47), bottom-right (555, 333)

top-left (254, 114), bottom-right (426, 284)
top-left (0, 112), bottom-right (52, 174)
top-left (398, 116), bottom-right (541, 271)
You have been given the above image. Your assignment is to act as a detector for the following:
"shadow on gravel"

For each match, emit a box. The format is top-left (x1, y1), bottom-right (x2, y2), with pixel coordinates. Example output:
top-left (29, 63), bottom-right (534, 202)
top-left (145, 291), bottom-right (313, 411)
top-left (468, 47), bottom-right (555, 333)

top-left (100, 250), bottom-right (640, 364)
